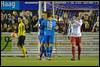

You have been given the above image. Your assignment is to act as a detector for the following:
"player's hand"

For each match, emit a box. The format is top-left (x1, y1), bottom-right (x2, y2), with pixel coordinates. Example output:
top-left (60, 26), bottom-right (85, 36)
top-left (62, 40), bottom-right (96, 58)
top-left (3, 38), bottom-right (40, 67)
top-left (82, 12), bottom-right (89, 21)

top-left (33, 25), bottom-right (37, 28)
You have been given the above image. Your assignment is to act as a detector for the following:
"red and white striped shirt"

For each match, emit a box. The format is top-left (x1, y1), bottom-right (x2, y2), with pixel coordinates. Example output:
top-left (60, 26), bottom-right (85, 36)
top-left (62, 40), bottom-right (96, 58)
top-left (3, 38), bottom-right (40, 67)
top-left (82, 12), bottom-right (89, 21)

top-left (68, 19), bottom-right (83, 37)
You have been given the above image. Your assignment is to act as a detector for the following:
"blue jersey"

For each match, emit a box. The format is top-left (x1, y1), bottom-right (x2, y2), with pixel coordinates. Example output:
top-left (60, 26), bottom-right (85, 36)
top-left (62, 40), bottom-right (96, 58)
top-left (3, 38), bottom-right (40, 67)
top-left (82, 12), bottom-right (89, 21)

top-left (42, 19), bottom-right (56, 36)
top-left (38, 18), bottom-right (44, 35)
top-left (41, 19), bottom-right (56, 44)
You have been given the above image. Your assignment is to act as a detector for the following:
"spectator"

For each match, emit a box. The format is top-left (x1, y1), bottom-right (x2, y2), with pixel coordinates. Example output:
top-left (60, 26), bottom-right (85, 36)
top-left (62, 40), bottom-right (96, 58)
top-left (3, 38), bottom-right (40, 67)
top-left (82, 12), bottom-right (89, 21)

top-left (7, 24), bottom-right (13, 32)
top-left (12, 11), bottom-right (18, 24)
top-left (7, 13), bottom-right (12, 25)
top-left (1, 12), bottom-right (4, 22)
top-left (3, 23), bottom-right (7, 32)
top-left (26, 11), bottom-right (32, 32)
top-left (63, 12), bottom-right (70, 35)
top-left (81, 14), bottom-right (91, 32)
top-left (89, 10), bottom-right (97, 31)
top-left (1, 10), bottom-right (99, 33)
top-left (21, 11), bottom-right (29, 33)
top-left (92, 16), bottom-right (99, 32)
top-left (56, 15), bottom-right (64, 33)
top-left (11, 14), bottom-right (16, 24)
top-left (31, 15), bottom-right (38, 32)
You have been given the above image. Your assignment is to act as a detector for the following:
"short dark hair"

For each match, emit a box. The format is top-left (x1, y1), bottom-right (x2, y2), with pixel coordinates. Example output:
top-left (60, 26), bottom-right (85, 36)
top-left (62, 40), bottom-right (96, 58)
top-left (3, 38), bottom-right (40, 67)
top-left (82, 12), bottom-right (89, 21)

top-left (47, 11), bottom-right (52, 18)
top-left (42, 11), bottom-right (52, 18)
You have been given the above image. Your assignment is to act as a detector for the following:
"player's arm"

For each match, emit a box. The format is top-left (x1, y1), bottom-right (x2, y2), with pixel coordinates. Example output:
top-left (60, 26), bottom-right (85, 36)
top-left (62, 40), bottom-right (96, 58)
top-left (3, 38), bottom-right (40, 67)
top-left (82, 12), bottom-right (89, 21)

top-left (22, 24), bottom-right (26, 34)
top-left (73, 19), bottom-right (83, 26)
top-left (53, 20), bottom-right (57, 31)
top-left (33, 21), bottom-right (39, 28)
top-left (18, 24), bottom-right (21, 37)
top-left (67, 23), bottom-right (71, 40)
top-left (33, 18), bottom-right (42, 28)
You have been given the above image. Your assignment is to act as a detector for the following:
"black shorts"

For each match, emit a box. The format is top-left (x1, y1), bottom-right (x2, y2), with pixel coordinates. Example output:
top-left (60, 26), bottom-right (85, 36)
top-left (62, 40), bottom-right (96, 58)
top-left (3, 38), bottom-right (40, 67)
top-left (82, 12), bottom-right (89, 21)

top-left (17, 36), bottom-right (25, 47)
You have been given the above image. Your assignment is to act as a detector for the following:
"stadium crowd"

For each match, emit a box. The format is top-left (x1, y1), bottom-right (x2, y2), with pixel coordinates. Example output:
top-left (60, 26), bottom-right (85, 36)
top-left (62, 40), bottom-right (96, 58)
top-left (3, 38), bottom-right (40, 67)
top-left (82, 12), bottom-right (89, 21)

top-left (1, 10), bottom-right (99, 33)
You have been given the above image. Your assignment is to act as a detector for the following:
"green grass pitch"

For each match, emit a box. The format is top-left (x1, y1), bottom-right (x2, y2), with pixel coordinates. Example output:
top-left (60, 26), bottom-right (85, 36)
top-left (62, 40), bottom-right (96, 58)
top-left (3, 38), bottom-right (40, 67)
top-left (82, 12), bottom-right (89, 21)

top-left (1, 33), bottom-right (99, 66)
top-left (1, 56), bottom-right (99, 66)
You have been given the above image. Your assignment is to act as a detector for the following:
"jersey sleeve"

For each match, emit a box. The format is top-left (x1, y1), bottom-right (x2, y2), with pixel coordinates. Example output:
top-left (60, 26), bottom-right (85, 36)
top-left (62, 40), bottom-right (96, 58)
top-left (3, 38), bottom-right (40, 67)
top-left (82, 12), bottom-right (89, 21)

top-left (18, 24), bottom-right (21, 37)
top-left (53, 20), bottom-right (56, 30)
top-left (38, 18), bottom-right (44, 29)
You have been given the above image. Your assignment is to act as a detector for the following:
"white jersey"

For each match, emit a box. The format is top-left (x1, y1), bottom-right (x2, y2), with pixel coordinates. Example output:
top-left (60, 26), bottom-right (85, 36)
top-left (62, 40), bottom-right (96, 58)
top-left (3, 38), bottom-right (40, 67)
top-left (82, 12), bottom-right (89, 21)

top-left (68, 19), bottom-right (83, 37)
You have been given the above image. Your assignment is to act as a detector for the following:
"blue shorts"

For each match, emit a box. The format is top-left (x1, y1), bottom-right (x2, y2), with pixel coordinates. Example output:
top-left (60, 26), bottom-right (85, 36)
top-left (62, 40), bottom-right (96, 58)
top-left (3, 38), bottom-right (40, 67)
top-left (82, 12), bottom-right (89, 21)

top-left (44, 35), bottom-right (54, 44)
top-left (38, 34), bottom-right (45, 43)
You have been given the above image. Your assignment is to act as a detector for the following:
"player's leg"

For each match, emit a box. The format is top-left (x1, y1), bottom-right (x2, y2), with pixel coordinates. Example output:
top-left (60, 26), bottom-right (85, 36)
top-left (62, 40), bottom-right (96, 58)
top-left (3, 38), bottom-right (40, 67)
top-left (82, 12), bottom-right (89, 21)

top-left (70, 37), bottom-right (76, 61)
top-left (39, 35), bottom-right (46, 60)
top-left (20, 36), bottom-right (27, 57)
top-left (45, 36), bottom-right (50, 59)
top-left (37, 35), bottom-right (41, 59)
top-left (77, 37), bottom-right (81, 60)
top-left (71, 45), bottom-right (76, 61)
top-left (46, 35), bottom-right (53, 60)
top-left (38, 34), bottom-right (42, 59)
top-left (17, 36), bottom-right (23, 55)
top-left (78, 44), bottom-right (81, 60)
top-left (42, 36), bottom-right (47, 58)
top-left (49, 35), bottom-right (54, 58)
top-left (49, 46), bottom-right (53, 58)
top-left (40, 43), bottom-right (45, 60)
top-left (21, 45), bottom-right (27, 57)
top-left (44, 44), bottom-right (47, 57)
top-left (46, 42), bottom-right (50, 59)
top-left (17, 36), bottom-right (22, 49)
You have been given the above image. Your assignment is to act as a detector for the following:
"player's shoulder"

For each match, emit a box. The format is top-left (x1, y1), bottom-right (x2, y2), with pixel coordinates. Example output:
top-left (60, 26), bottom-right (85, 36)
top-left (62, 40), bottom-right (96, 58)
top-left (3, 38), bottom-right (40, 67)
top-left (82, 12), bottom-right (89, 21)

top-left (43, 19), bottom-right (48, 23)
top-left (40, 19), bottom-right (47, 25)
top-left (19, 22), bottom-right (24, 27)
top-left (52, 19), bottom-right (56, 22)
top-left (21, 22), bottom-right (25, 26)
top-left (39, 18), bottom-right (44, 21)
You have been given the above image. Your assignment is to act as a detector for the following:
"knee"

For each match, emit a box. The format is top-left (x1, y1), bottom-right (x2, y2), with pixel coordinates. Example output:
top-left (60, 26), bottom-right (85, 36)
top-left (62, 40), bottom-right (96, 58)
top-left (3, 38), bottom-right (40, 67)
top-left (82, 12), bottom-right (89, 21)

top-left (78, 44), bottom-right (81, 48)
top-left (72, 45), bottom-right (75, 48)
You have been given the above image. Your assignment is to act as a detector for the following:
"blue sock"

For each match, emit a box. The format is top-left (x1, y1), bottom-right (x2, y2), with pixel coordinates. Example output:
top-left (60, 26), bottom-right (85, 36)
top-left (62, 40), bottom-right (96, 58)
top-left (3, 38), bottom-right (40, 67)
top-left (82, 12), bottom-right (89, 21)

top-left (44, 46), bottom-right (47, 57)
top-left (40, 45), bottom-right (44, 58)
top-left (50, 46), bottom-right (53, 57)
top-left (46, 46), bottom-right (53, 58)
top-left (46, 47), bottom-right (50, 57)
